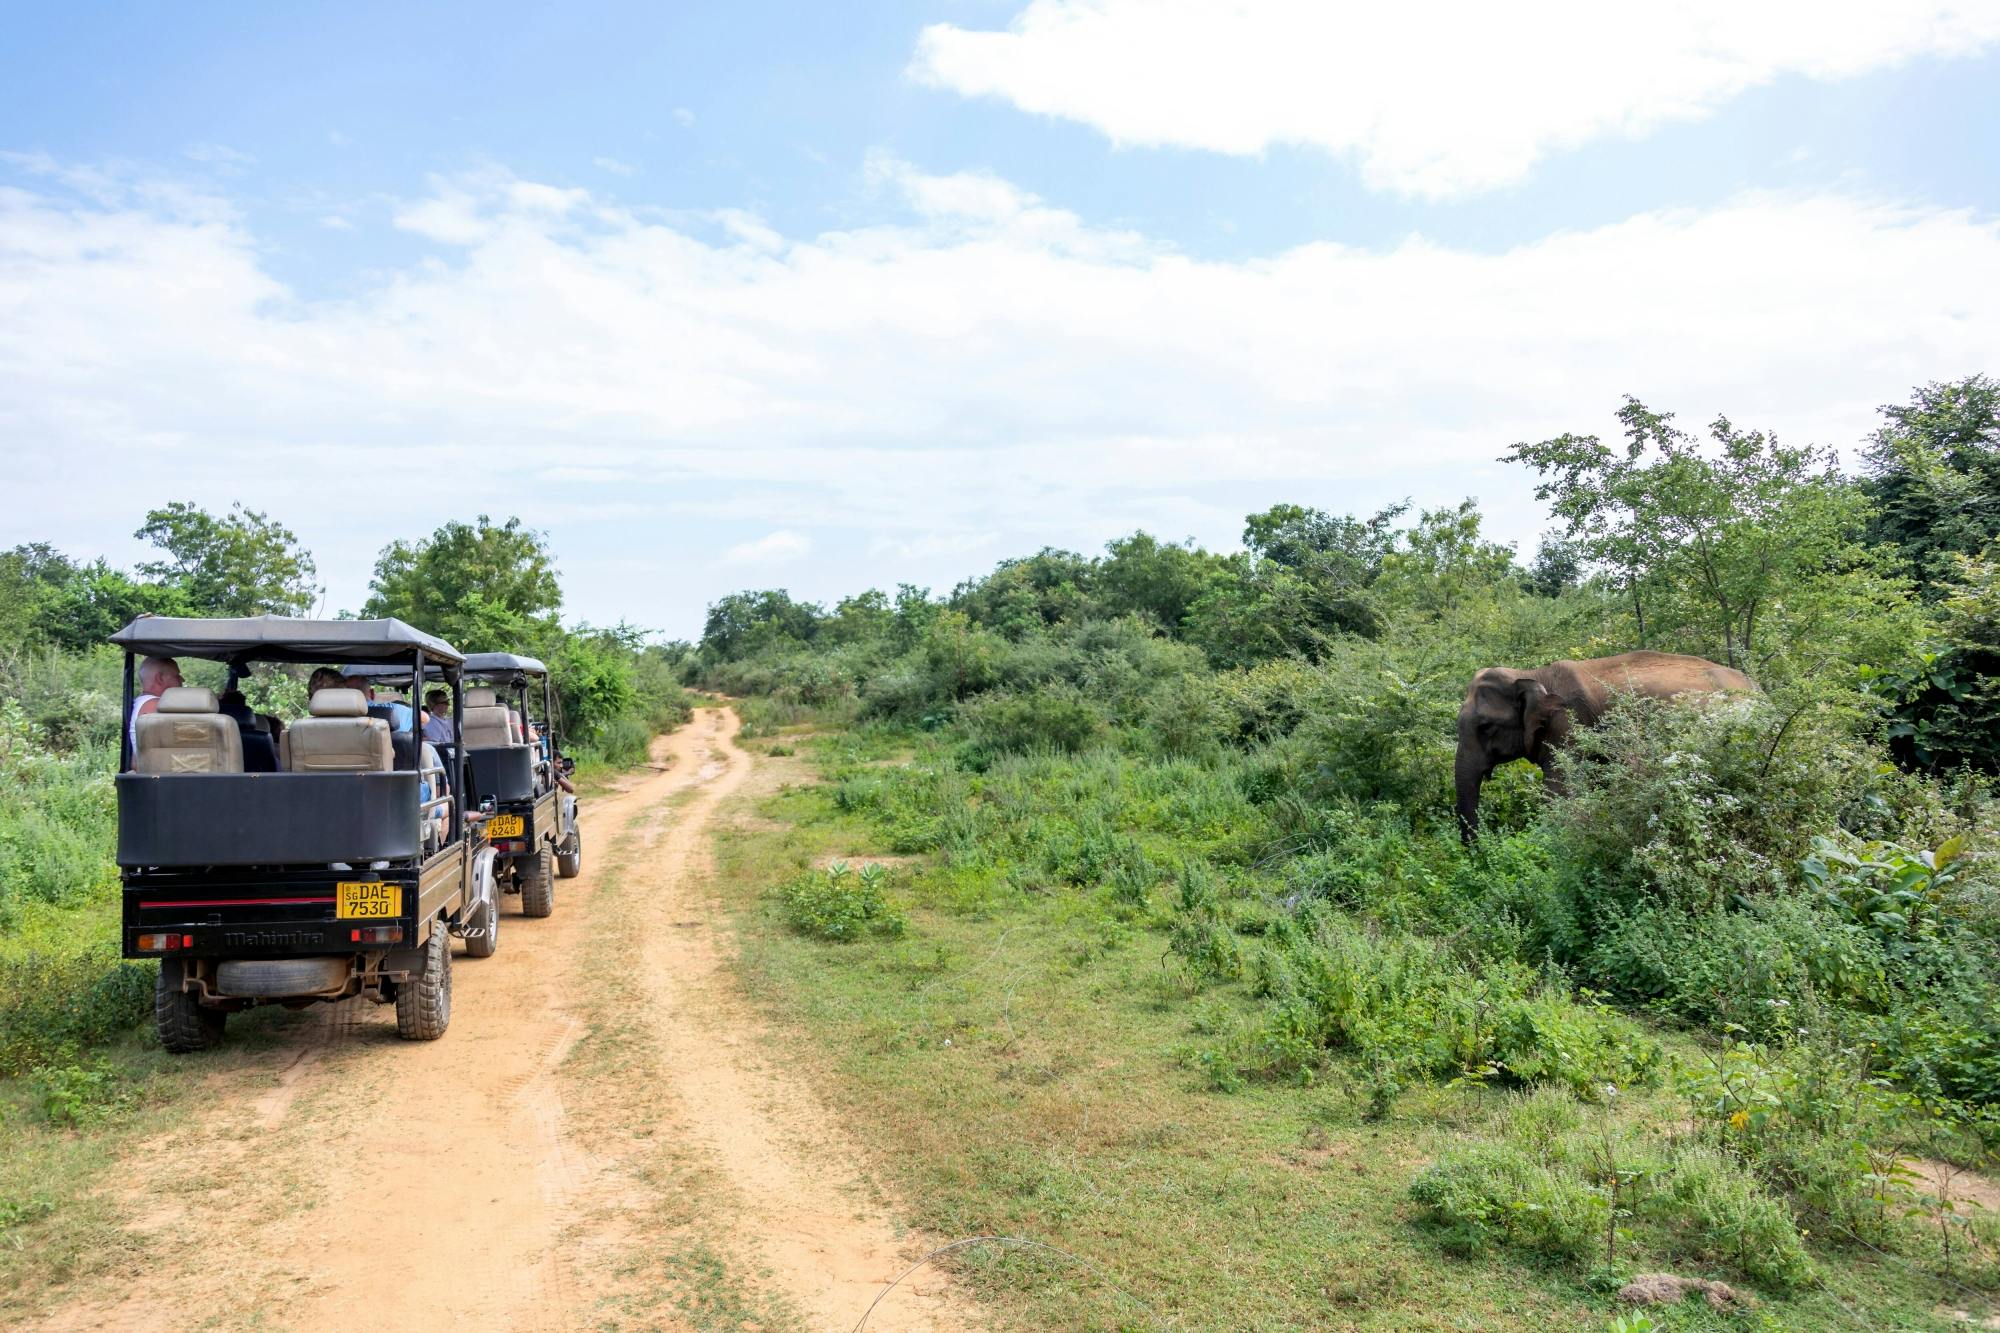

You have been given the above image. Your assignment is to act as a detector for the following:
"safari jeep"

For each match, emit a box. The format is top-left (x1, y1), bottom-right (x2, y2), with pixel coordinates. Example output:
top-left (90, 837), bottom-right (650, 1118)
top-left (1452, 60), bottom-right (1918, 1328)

top-left (347, 651), bottom-right (580, 917)
top-left (112, 615), bottom-right (502, 1051)
top-left (457, 653), bottom-right (581, 918)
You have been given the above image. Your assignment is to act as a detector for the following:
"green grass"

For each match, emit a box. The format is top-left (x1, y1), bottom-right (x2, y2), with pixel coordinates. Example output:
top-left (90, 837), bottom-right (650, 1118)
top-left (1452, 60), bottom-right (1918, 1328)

top-left (704, 730), bottom-right (2000, 1332)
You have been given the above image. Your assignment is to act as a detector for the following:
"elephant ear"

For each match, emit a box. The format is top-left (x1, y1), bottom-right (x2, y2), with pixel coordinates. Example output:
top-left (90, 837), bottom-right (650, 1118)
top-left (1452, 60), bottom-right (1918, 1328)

top-left (1518, 677), bottom-right (1555, 756)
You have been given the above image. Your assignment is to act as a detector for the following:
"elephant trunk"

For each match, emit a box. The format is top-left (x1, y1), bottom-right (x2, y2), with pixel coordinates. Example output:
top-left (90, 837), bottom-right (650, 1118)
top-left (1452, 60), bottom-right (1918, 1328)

top-left (1454, 743), bottom-right (1486, 844)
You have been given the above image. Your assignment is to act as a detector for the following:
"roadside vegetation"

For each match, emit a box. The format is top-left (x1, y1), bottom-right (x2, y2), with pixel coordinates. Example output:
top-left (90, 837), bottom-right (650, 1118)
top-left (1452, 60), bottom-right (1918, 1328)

top-left (694, 380), bottom-right (2000, 1327)
top-left (0, 505), bottom-right (691, 1253)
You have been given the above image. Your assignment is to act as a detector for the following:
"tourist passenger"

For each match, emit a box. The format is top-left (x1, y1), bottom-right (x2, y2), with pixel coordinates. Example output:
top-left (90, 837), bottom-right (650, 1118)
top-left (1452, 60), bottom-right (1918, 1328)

top-left (128, 655), bottom-right (183, 750)
top-left (422, 689), bottom-right (455, 743)
top-left (307, 666), bottom-right (345, 702)
top-left (344, 673), bottom-right (412, 732)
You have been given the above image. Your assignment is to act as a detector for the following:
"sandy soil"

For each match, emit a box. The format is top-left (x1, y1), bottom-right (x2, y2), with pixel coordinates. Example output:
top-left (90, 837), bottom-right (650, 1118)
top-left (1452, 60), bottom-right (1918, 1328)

top-left (31, 707), bottom-right (984, 1332)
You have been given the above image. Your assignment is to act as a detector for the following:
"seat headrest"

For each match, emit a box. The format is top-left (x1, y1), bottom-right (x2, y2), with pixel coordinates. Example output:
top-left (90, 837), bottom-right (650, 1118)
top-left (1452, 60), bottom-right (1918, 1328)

top-left (158, 687), bottom-right (219, 714)
top-left (308, 688), bottom-right (369, 718)
top-left (465, 687), bottom-right (499, 708)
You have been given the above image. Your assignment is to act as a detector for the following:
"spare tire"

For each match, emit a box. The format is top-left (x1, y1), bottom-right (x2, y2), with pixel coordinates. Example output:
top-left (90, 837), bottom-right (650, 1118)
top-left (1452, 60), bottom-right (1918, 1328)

top-left (216, 956), bottom-right (351, 998)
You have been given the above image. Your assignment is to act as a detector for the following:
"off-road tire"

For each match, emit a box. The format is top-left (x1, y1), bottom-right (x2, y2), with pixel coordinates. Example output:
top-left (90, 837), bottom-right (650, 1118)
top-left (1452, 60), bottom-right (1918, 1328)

top-left (463, 892), bottom-right (499, 958)
top-left (519, 843), bottom-right (555, 918)
top-left (554, 827), bottom-right (582, 880)
top-left (156, 960), bottom-right (226, 1054)
top-left (395, 923), bottom-right (452, 1040)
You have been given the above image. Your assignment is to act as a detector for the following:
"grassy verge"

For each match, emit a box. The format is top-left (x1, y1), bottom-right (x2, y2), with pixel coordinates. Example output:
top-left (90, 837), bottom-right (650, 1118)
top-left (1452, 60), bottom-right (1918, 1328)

top-left (708, 722), bottom-right (2000, 1332)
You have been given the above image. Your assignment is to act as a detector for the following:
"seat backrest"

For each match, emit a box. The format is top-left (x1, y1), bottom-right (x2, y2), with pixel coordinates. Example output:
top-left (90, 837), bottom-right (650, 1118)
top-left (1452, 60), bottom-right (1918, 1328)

top-left (281, 688), bottom-right (392, 773)
top-left (135, 687), bottom-right (244, 774)
top-left (462, 686), bottom-right (516, 750)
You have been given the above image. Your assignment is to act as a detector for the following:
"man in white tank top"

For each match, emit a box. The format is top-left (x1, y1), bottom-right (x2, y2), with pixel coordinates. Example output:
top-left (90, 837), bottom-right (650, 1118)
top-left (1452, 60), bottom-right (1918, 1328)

top-left (128, 656), bottom-right (184, 750)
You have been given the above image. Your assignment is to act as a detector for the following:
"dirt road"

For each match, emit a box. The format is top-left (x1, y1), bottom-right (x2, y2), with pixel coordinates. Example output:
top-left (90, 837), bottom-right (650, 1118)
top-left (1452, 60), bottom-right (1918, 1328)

top-left (36, 707), bottom-right (983, 1332)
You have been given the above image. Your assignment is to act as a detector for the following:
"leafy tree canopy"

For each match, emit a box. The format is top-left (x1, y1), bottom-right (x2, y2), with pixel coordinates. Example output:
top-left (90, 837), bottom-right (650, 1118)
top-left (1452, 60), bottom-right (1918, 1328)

top-left (135, 501), bottom-right (319, 617)
top-left (701, 589), bottom-right (823, 660)
top-left (1508, 398), bottom-right (1894, 674)
top-left (361, 515), bottom-right (562, 653)
top-left (0, 543), bottom-right (195, 653)
top-left (1862, 374), bottom-right (2000, 593)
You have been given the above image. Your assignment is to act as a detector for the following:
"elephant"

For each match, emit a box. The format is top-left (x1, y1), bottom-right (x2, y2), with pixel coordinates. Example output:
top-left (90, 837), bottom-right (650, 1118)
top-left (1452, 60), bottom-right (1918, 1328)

top-left (1454, 650), bottom-right (1756, 841)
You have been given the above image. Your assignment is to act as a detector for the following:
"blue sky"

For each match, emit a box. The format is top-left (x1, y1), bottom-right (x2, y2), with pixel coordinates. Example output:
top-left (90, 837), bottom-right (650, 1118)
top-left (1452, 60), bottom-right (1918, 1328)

top-left (5, 2), bottom-right (2000, 637)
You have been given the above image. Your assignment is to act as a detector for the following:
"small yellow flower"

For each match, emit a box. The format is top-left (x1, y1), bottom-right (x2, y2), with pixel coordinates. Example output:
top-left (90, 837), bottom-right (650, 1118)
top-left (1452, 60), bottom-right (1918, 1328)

top-left (1728, 1110), bottom-right (1750, 1131)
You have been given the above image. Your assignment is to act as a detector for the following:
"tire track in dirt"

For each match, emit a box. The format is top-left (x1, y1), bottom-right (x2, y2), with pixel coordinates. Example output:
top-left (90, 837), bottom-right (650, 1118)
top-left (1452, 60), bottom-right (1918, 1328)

top-left (600, 707), bottom-right (988, 1332)
top-left (30, 708), bottom-right (984, 1332)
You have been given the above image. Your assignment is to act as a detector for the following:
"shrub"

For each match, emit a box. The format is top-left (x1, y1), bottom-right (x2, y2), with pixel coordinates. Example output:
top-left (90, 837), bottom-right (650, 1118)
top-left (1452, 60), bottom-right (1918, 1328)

top-left (0, 945), bottom-right (153, 1076)
top-left (1663, 1145), bottom-right (1816, 1288)
top-left (1549, 694), bottom-right (1868, 917)
top-left (958, 684), bottom-right (1107, 756)
top-left (1409, 1141), bottom-right (1606, 1261)
top-left (780, 862), bottom-right (907, 942)
top-left (1247, 906), bottom-right (1658, 1098)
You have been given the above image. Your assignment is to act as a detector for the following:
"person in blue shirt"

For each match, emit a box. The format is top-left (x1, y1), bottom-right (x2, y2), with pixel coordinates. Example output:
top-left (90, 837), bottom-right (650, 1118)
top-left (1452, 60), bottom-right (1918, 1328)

top-left (344, 674), bottom-right (413, 732)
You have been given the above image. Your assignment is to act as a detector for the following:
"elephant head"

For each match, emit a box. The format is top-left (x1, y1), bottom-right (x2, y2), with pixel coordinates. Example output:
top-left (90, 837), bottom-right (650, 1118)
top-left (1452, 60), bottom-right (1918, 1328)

top-left (1455, 667), bottom-right (1568, 841)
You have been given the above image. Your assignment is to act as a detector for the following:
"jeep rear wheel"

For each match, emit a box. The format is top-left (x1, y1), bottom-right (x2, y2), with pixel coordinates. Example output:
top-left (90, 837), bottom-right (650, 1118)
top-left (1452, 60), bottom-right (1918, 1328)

top-left (156, 960), bottom-right (226, 1054)
top-left (395, 922), bottom-right (452, 1040)
top-left (554, 827), bottom-right (582, 880)
top-left (519, 843), bottom-right (555, 918)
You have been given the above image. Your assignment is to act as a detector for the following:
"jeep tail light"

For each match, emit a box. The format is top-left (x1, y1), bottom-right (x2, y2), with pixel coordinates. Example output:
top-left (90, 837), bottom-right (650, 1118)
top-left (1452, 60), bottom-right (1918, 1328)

top-left (350, 926), bottom-right (403, 945)
top-left (137, 933), bottom-right (192, 952)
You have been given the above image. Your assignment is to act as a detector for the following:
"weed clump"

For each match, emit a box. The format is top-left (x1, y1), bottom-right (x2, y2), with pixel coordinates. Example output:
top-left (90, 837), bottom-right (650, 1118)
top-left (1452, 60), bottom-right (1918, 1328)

top-left (780, 861), bottom-right (907, 942)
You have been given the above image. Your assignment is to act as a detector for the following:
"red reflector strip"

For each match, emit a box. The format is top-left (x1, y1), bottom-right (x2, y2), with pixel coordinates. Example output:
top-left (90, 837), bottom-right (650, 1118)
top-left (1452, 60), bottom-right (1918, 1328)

top-left (137, 896), bottom-right (336, 909)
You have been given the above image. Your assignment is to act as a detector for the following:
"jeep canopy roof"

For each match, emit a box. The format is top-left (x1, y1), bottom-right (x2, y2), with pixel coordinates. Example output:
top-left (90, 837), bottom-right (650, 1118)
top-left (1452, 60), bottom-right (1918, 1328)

top-left (110, 615), bottom-right (463, 666)
top-left (341, 651), bottom-right (545, 682)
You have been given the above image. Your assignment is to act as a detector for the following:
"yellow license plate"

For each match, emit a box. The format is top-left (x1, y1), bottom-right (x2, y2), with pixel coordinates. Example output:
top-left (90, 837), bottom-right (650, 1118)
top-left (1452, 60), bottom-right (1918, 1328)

top-left (487, 814), bottom-right (524, 838)
top-left (336, 882), bottom-right (402, 919)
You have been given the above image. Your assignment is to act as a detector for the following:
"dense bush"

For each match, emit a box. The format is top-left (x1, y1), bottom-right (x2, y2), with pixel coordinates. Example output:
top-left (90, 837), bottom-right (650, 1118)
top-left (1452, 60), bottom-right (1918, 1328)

top-left (780, 862), bottom-right (907, 941)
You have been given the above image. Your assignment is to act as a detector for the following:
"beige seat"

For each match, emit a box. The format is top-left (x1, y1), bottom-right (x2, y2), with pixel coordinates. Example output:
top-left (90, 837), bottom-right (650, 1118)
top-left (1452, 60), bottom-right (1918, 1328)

top-left (135, 687), bottom-right (243, 774)
top-left (281, 688), bottom-right (392, 773)
top-left (462, 686), bottom-right (518, 749)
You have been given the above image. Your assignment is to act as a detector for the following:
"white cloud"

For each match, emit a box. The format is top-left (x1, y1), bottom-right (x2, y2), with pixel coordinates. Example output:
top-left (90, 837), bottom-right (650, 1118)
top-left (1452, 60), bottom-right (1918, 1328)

top-left (593, 156), bottom-right (639, 177)
top-left (911, 1), bottom-right (2000, 197)
top-left (182, 142), bottom-right (255, 170)
top-left (723, 530), bottom-right (813, 565)
top-left (3, 156), bottom-right (1998, 625)
top-left (328, 130), bottom-right (351, 148)
top-left (321, 214), bottom-right (353, 230)
top-left (672, 107), bottom-right (696, 128)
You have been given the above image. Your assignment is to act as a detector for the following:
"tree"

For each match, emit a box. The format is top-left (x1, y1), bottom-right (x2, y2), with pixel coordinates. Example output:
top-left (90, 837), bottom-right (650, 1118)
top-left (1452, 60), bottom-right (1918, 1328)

top-left (1507, 398), bottom-right (1893, 673)
top-left (1525, 531), bottom-right (1584, 598)
top-left (362, 516), bottom-right (562, 652)
top-left (699, 589), bottom-right (821, 660)
top-left (1, 543), bottom-right (193, 652)
top-left (1862, 375), bottom-right (2000, 594)
top-left (1376, 500), bottom-right (1516, 617)
top-left (823, 590), bottom-right (894, 645)
top-left (135, 502), bottom-right (318, 617)
top-left (1183, 503), bottom-right (1408, 664)
top-left (951, 548), bottom-right (1096, 640)
top-left (1094, 531), bottom-right (1232, 632)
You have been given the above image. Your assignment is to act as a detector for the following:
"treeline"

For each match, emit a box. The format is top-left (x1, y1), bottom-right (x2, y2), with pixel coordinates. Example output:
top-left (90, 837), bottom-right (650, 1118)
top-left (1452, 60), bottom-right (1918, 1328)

top-left (0, 511), bottom-right (688, 766)
top-left (698, 378), bottom-right (2000, 774)
top-left (687, 380), bottom-right (2000, 1287)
